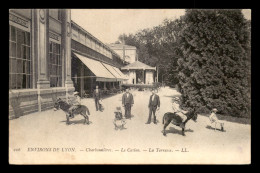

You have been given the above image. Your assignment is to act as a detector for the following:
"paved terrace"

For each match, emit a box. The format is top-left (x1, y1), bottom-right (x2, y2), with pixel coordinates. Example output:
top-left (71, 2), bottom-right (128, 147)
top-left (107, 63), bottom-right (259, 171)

top-left (9, 87), bottom-right (250, 164)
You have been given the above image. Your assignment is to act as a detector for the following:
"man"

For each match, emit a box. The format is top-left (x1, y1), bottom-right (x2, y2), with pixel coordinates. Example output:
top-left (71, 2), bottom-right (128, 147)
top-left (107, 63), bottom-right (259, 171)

top-left (122, 88), bottom-right (134, 119)
top-left (68, 91), bottom-right (81, 118)
top-left (146, 89), bottom-right (160, 124)
top-left (172, 97), bottom-right (188, 124)
top-left (93, 85), bottom-right (102, 112)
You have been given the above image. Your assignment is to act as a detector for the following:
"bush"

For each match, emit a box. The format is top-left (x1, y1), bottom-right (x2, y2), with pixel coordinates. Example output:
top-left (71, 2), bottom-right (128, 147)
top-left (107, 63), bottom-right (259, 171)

top-left (176, 10), bottom-right (251, 118)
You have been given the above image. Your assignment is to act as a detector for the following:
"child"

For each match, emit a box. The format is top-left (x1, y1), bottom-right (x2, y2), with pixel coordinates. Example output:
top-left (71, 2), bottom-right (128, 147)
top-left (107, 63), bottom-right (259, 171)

top-left (172, 97), bottom-right (188, 123)
top-left (209, 108), bottom-right (224, 131)
top-left (114, 107), bottom-right (123, 120)
top-left (99, 99), bottom-right (104, 112)
top-left (68, 91), bottom-right (81, 118)
top-left (113, 107), bottom-right (126, 130)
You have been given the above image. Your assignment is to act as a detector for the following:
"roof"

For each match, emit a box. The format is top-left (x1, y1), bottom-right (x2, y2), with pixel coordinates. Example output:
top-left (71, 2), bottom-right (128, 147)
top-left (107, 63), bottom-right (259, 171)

top-left (121, 61), bottom-right (156, 70)
top-left (71, 20), bottom-right (121, 58)
top-left (108, 43), bottom-right (137, 50)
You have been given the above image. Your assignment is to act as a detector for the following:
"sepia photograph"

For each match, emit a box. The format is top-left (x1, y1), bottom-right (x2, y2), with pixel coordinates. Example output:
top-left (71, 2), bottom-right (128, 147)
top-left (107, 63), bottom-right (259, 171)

top-left (9, 9), bottom-right (251, 164)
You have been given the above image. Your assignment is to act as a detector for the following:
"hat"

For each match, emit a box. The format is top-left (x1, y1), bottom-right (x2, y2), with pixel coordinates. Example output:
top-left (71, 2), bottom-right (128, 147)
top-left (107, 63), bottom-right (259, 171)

top-left (212, 108), bottom-right (218, 112)
top-left (174, 97), bottom-right (180, 101)
top-left (73, 91), bottom-right (79, 95)
top-left (115, 107), bottom-right (122, 112)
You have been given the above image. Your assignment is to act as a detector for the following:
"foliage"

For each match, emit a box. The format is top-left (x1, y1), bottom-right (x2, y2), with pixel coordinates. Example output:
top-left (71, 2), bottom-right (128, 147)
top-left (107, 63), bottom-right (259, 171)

top-left (117, 10), bottom-right (251, 118)
top-left (177, 9), bottom-right (251, 118)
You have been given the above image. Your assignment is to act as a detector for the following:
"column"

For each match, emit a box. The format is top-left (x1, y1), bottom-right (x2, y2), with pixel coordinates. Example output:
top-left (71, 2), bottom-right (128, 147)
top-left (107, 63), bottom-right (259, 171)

top-left (80, 64), bottom-right (84, 97)
top-left (90, 78), bottom-right (93, 92)
top-left (61, 9), bottom-right (74, 101)
top-left (134, 71), bottom-right (136, 84)
top-left (34, 9), bottom-right (50, 112)
top-left (35, 9), bottom-right (50, 89)
top-left (143, 69), bottom-right (145, 84)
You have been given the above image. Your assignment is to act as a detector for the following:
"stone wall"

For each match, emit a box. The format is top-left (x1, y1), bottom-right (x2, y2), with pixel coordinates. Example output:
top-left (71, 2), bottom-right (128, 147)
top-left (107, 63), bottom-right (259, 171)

top-left (9, 87), bottom-right (74, 119)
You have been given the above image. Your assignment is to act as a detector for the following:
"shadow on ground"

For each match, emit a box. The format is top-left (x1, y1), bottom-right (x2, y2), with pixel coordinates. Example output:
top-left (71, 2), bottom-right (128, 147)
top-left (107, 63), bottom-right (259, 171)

top-left (199, 114), bottom-right (250, 125)
top-left (163, 94), bottom-right (181, 98)
top-left (123, 114), bottom-right (135, 119)
top-left (60, 119), bottom-right (93, 125)
top-left (206, 125), bottom-right (226, 132)
top-left (163, 127), bottom-right (194, 136)
top-left (114, 126), bottom-right (127, 131)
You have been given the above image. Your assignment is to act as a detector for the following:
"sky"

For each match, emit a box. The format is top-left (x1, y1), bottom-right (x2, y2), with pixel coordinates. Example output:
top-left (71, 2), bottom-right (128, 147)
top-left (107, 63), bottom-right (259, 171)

top-left (71, 9), bottom-right (251, 45)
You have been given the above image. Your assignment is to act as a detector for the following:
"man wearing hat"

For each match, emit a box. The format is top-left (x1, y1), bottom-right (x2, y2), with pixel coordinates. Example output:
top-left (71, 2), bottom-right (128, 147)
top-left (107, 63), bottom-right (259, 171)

top-left (93, 85), bottom-right (102, 112)
top-left (146, 89), bottom-right (160, 124)
top-left (122, 88), bottom-right (134, 119)
top-left (172, 97), bottom-right (188, 123)
top-left (209, 108), bottom-right (224, 131)
top-left (68, 91), bottom-right (81, 118)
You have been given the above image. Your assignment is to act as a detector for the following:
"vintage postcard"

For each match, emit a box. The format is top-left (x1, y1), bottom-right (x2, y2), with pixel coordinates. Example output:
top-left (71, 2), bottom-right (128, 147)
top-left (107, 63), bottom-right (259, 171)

top-left (9, 9), bottom-right (251, 164)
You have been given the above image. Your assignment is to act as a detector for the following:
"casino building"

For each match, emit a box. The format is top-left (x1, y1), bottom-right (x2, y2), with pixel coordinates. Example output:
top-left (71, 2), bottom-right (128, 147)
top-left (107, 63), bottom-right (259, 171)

top-left (9, 9), bottom-right (127, 119)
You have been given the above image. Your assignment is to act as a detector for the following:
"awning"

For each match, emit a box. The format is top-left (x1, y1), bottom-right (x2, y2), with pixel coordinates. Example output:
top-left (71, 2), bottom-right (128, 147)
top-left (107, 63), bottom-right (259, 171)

top-left (112, 67), bottom-right (129, 80)
top-left (73, 52), bottom-right (117, 82)
top-left (102, 63), bottom-right (125, 81)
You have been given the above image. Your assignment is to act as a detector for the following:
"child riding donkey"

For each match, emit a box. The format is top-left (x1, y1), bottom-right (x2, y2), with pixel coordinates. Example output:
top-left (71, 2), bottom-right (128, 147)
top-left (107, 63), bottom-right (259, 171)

top-left (68, 91), bottom-right (81, 118)
top-left (172, 97), bottom-right (189, 128)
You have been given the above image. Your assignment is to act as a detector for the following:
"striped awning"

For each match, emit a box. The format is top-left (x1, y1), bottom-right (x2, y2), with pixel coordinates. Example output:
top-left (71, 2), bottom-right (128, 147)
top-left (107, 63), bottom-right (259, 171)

top-left (73, 52), bottom-right (117, 82)
top-left (102, 63), bottom-right (127, 81)
top-left (112, 67), bottom-right (129, 80)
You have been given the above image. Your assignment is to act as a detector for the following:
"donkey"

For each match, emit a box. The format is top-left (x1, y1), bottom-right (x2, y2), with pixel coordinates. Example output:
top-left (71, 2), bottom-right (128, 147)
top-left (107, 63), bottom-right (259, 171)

top-left (162, 109), bottom-right (198, 136)
top-left (54, 98), bottom-right (90, 125)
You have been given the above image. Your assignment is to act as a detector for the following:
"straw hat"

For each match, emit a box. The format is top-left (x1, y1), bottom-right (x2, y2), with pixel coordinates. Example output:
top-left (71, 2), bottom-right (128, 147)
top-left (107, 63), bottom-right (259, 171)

top-left (116, 107), bottom-right (121, 111)
top-left (174, 97), bottom-right (180, 101)
top-left (115, 107), bottom-right (122, 112)
top-left (212, 108), bottom-right (218, 112)
top-left (73, 91), bottom-right (79, 95)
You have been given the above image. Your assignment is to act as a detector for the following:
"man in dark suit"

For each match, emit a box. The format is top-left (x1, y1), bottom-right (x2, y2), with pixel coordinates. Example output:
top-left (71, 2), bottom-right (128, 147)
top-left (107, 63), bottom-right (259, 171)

top-left (122, 88), bottom-right (134, 119)
top-left (93, 85), bottom-right (102, 112)
top-left (146, 89), bottom-right (160, 124)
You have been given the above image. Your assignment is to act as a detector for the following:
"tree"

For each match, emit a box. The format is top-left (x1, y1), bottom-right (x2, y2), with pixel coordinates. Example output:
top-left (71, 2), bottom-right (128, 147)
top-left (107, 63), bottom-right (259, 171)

top-left (177, 9), bottom-right (251, 118)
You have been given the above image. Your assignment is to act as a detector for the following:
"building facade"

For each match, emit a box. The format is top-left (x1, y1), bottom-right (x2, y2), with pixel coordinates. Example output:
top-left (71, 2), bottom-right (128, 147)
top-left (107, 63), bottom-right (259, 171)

top-left (9, 9), bottom-right (129, 119)
top-left (9, 9), bottom-right (75, 119)
top-left (121, 61), bottom-right (156, 85)
top-left (70, 21), bottom-right (127, 97)
top-left (108, 43), bottom-right (137, 64)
